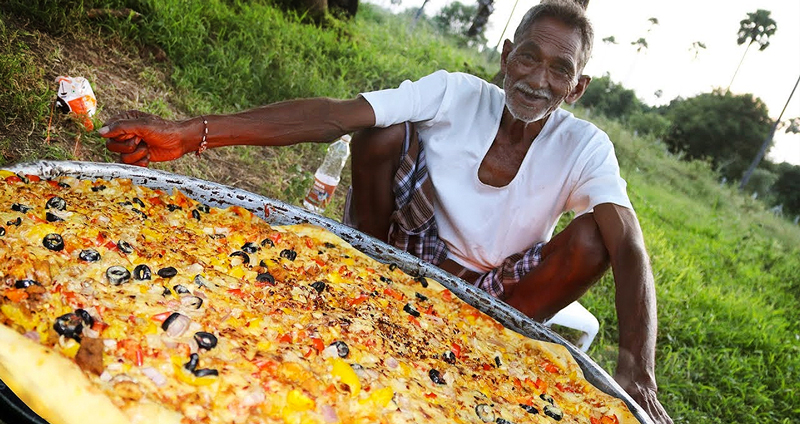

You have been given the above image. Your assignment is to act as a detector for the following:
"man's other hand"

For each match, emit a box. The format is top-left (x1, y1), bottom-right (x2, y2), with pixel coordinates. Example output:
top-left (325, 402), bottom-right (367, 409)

top-left (615, 370), bottom-right (673, 424)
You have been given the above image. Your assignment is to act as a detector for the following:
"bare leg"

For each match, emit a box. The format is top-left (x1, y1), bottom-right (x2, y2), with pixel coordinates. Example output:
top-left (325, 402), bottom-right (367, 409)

top-left (349, 123), bottom-right (409, 242)
top-left (504, 213), bottom-right (610, 321)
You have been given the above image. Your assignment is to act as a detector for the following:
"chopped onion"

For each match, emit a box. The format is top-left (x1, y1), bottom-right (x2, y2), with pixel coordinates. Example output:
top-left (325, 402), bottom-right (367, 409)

top-left (82, 327), bottom-right (100, 339)
top-left (103, 339), bottom-right (118, 349)
top-left (140, 366), bottom-right (167, 387)
top-left (385, 356), bottom-right (399, 370)
top-left (99, 371), bottom-right (112, 382)
top-left (240, 390), bottom-right (266, 407)
top-left (187, 263), bottom-right (204, 275)
top-left (320, 404), bottom-right (339, 423)
top-left (23, 331), bottom-right (39, 342)
top-left (322, 344), bottom-right (339, 359)
top-left (164, 313), bottom-right (191, 337)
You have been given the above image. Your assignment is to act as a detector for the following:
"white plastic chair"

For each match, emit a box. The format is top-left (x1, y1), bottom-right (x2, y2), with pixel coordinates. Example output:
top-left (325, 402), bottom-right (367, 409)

top-left (543, 301), bottom-right (599, 352)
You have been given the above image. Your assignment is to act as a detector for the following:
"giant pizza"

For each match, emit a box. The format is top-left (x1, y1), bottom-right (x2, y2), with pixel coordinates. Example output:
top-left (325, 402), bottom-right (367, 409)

top-left (0, 169), bottom-right (639, 424)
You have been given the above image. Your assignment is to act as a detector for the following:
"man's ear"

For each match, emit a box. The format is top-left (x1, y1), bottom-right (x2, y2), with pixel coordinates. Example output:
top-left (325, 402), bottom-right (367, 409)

top-left (565, 75), bottom-right (591, 104)
top-left (500, 39), bottom-right (514, 75)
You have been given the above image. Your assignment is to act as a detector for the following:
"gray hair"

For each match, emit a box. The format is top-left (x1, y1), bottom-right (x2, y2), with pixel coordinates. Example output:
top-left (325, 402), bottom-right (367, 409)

top-left (513, 0), bottom-right (594, 72)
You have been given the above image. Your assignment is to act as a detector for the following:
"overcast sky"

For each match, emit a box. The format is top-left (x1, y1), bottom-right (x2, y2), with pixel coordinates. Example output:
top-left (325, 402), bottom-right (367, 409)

top-left (365, 0), bottom-right (800, 165)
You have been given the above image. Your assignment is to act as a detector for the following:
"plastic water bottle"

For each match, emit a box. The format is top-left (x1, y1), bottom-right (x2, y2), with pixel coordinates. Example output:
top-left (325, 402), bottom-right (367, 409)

top-left (303, 134), bottom-right (351, 213)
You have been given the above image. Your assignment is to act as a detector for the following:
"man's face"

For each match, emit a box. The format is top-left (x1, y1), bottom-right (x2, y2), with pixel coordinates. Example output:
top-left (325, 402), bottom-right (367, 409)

top-left (501, 16), bottom-right (585, 123)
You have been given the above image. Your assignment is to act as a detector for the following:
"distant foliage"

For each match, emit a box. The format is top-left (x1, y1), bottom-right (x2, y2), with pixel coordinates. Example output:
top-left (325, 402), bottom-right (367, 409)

top-left (662, 89), bottom-right (771, 180)
top-left (579, 75), bottom-right (645, 119)
top-left (432, 2), bottom-right (486, 47)
top-left (772, 163), bottom-right (800, 216)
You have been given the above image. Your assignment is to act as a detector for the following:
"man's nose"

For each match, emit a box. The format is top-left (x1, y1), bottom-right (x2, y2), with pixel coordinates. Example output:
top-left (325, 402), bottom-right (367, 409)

top-left (525, 64), bottom-right (549, 88)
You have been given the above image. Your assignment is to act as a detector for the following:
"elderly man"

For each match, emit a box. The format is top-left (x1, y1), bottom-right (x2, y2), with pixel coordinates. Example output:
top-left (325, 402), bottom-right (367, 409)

top-left (101, 1), bottom-right (672, 422)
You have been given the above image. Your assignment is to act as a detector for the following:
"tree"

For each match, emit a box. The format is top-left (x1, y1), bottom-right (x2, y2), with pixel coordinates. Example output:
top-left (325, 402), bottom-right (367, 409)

top-left (772, 163), bottom-right (800, 216)
top-left (466, 0), bottom-right (494, 38)
top-left (630, 37), bottom-right (648, 53)
top-left (579, 74), bottom-right (645, 119)
top-left (663, 90), bottom-right (772, 180)
top-left (728, 9), bottom-right (776, 91)
top-left (433, 2), bottom-right (486, 46)
top-left (602, 35), bottom-right (617, 45)
top-left (689, 41), bottom-right (706, 60)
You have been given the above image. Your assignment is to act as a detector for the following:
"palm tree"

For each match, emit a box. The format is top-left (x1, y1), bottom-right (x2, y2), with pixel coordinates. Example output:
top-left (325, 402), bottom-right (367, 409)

top-left (728, 9), bottom-right (777, 91)
top-left (602, 35), bottom-right (617, 45)
top-left (689, 41), bottom-right (707, 60)
top-left (631, 37), bottom-right (648, 53)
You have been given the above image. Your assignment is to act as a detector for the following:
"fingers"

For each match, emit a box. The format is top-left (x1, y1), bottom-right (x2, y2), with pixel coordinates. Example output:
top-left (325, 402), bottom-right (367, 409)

top-left (106, 136), bottom-right (141, 154)
top-left (119, 143), bottom-right (150, 166)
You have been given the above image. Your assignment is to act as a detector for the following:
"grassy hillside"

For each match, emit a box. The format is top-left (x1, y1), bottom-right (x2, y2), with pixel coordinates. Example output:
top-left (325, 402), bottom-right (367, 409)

top-left (1, 1), bottom-right (799, 423)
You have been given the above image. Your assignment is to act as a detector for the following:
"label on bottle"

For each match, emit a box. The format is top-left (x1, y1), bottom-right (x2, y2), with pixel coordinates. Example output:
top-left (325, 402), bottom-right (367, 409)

top-left (304, 177), bottom-right (338, 210)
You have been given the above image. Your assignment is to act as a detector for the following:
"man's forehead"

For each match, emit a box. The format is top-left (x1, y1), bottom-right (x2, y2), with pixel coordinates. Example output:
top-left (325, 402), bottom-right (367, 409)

top-left (516, 16), bottom-right (583, 59)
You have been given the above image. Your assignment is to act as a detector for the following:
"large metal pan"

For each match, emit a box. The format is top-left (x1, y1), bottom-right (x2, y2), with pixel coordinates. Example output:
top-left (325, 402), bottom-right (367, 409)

top-left (0, 160), bottom-right (653, 424)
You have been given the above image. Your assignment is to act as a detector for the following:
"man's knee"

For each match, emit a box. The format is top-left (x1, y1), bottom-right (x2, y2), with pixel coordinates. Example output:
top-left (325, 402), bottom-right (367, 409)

top-left (351, 124), bottom-right (406, 172)
top-left (566, 213), bottom-right (610, 273)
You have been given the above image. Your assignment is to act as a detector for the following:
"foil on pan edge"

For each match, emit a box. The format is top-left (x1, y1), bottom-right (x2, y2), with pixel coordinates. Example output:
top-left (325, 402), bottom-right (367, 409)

top-left (4, 160), bottom-right (653, 424)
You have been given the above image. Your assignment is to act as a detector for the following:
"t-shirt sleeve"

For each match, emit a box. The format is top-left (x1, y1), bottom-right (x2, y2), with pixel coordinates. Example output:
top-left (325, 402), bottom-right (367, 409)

top-left (360, 70), bottom-right (450, 127)
top-left (565, 135), bottom-right (633, 216)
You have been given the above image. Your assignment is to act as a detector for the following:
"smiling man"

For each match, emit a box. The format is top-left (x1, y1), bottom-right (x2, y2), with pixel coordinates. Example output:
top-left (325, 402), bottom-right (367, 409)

top-left (101, 1), bottom-right (672, 422)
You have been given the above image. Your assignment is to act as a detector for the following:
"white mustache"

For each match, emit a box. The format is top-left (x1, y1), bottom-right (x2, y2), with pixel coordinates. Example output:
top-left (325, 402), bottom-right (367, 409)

top-left (513, 82), bottom-right (552, 100)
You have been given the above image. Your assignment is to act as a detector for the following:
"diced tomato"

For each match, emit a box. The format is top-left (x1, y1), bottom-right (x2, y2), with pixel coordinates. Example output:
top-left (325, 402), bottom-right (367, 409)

top-left (4, 175), bottom-right (22, 183)
top-left (601, 415), bottom-right (619, 424)
top-left (150, 311), bottom-right (173, 323)
top-left (591, 418), bottom-right (601, 424)
top-left (91, 321), bottom-right (109, 332)
top-left (533, 377), bottom-right (548, 391)
top-left (4, 288), bottom-right (28, 302)
top-left (118, 339), bottom-right (144, 367)
top-left (383, 288), bottom-right (404, 301)
top-left (104, 240), bottom-right (117, 250)
top-left (310, 337), bottom-right (325, 352)
top-left (482, 363), bottom-right (493, 371)
top-left (347, 294), bottom-right (369, 306)
top-left (313, 258), bottom-right (325, 267)
top-left (268, 232), bottom-right (282, 244)
top-left (305, 238), bottom-right (314, 249)
top-left (46, 180), bottom-right (60, 188)
top-left (363, 338), bottom-right (377, 348)
top-left (278, 333), bottom-right (292, 343)
top-left (148, 196), bottom-right (164, 206)
top-left (263, 205), bottom-right (270, 217)
top-left (25, 174), bottom-right (40, 182)
top-left (424, 392), bottom-right (437, 399)
top-left (407, 315), bottom-right (421, 327)
top-left (176, 343), bottom-right (191, 358)
top-left (542, 360), bottom-right (559, 374)
top-left (26, 213), bottom-right (45, 224)
top-left (450, 342), bottom-right (462, 358)
top-left (338, 265), bottom-right (348, 274)
top-left (420, 305), bottom-right (435, 315)
top-left (254, 358), bottom-right (278, 374)
top-left (227, 288), bottom-right (245, 298)
top-left (441, 290), bottom-right (453, 302)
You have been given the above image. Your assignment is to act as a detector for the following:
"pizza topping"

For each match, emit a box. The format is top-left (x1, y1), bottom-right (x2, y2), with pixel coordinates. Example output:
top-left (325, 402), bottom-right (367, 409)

top-left (184, 353), bottom-right (200, 372)
top-left (494, 355), bottom-right (502, 367)
top-left (260, 237), bottom-right (274, 248)
top-left (11, 203), bottom-right (32, 213)
top-left (117, 240), bottom-right (134, 254)
top-left (113, 380), bottom-right (144, 401)
top-left (106, 266), bottom-right (131, 285)
top-left (167, 204), bottom-right (182, 211)
top-left (230, 251), bottom-right (250, 266)
top-left (428, 369), bottom-right (446, 385)
top-left (162, 312), bottom-right (191, 337)
top-left (53, 312), bottom-right (83, 341)
top-left (544, 404), bottom-right (564, 421)
top-left (79, 249), bottom-right (101, 262)
top-left (280, 249), bottom-right (297, 261)
top-left (256, 272), bottom-right (275, 284)
top-left (43, 233), bottom-right (64, 251)
top-left (140, 366), bottom-right (168, 387)
top-left (7, 217), bottom-right (21, 226)
top-left (442, 350), bottom-right (456, 364)
top-left (194, 368), bottom-right (219, 377)
top-left (192, 209), bottom-right (201, 220)
top-left (46, 212), bottom-right (64, 222)
top-left (91, 185), bottom-right (107, 192)
top-left (14, 279), bottom-right (39, 289)
top-left (540, 393), bottom-right (555, 405)
top-left (193, 331), bottom-right (218, 350)
top-left (329, 341), bottom-right (349, 358)
top-left (415, 292), bottom-right (428, 301)
top-left (193, 274), bottom-right (209, 288)
top-left (403, 303), bottom-right (421, 318)
top-left (475, 404), bottom-right (495, 422)
top-left (0, 227), bottom-right (5, 236)
top-left (181, 295), bottom-right (204, 309)
top-left (496, 418), bottom-right (515, 424)
top-left (520, 403), bottom-right (540, 414)
top-left (173, 284), bottom-right (190, 295)
top-left (75, 308), bottom-right (95, 328)
top-left (196, 204), bottom-right (210, 213)
top-left (310, 281), bottom-right (326, 294)
top-left (241, 242), bottom-right (259, 254)
top-left (157, 267), bottom-right (178, 278)
top-left (133, 264), bottom-right (152, 280)
top-left (75, 337), bottom-right (104, 375)
top-left (45, 196), bottom-right (67, 210)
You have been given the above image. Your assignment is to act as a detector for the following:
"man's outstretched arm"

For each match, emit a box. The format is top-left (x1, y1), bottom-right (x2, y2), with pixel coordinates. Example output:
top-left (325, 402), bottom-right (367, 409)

top-left (592, 203), bottom-right (672, 424)
top-left (100, 97), bottom-right (376, 166)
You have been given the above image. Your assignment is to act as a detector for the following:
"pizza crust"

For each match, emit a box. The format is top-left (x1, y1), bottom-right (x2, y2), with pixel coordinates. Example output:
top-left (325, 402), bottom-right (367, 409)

top-left (0, 323), bottom-right (131, 424)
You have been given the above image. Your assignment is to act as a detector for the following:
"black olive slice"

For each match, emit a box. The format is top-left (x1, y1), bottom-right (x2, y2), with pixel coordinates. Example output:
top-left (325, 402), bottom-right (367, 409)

top-left (173, 284), bottom-right (190, 295)
top-left (131, 208), bottom-right (147, 219)
top-left (167, 204), bottom-right (182, 211)
top-left (53, 313), bottom-right (83, 341)
top-left (241, 242), bottom-right (259, 254)
top-left (161, 312), bottom-right (183, 331)
top-left (133, 264), bottom-right (152, 280)
top-left (414, 276), bottom-right (429, 288)
top-left (75, 309), bottom-right (94, 328)
top-left (256, 272), bottom-right (275, 284)
top-left (117, 240), bottom-right (133, 254)
top-left (229, 251), bottom-right (250, 265)
top-left (45, 212), bottom-right (64, 222)
top-left (196, 204), bottom-right (210, 213)
top-left (46, 196), bottom-right (67, 210)
top-left (543, 405), bottom-right (563, 421)
top-left (519, 404), bottom-right (539, 414)
top-left (496, 419), bottom-right (515, 424)
top-left (7, 217), bottom-right (21, 227)
top-left (184, 353), bottom-right (199, 372)
top-left (0, 227), bottom-right (5, 236)
top-left (428, 369), bottom-right (446, 385)
top-left (194, 332), bottom-right (218, 350)
top-left (192, 368), bottom-right (218, 378)
top-left (58, 182), bottom-right (70, 188)
top-left (415, 292), bottom-right (428, 301)
top-left (106, 266), bottom-right (131, 285)
top-left (43, 233), bottom-right (64, 251)
top-left (389, 263), bottom-right (398, 271)
top-left (14, 279), bottom-right (40, 289)
top-left (91, 185), bottom-right (107, 192)
top-left (403, 303), bottom-right (420, 318)
top-left (11, 203), bottom-right (31, 213)
top-left (260, 238), bottom-right (274, 247)
top-left (157, 267), bottom-right (178, 278)
top-left (442, 351), bottom-right (456, 364)
top-left (180, 295), bottom-right (203, 309)
top-left (324, 242), bottom-right (336, 248)
top-left (330, 341), bottom-right (349, 358)
top-left (474, 404), bottom-right (495, 422)
top-left (279, 249), bottom-right (297, 261)
top-left (132, 197), bottom-right (145, 208)
top-left (310, 281), bottom-right (326, 293)
top-left (539, 393), bottom-right (555, 405)
top-left (193, 274), bottom-right (209, 288)
top-left (494, 356), bottom-right (502, 367)
top-left (79, 249), bottom-right (101, 262)
top-left (191, 209), bottom-right (201, 220)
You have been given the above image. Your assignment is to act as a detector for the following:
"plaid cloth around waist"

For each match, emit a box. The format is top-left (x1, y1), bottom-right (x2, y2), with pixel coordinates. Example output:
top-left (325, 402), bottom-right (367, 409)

top-left (387, 122), bottom-right (544, 299)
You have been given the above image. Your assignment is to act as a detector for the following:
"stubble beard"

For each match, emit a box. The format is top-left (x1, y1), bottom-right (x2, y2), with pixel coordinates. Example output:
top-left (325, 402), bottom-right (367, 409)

top-left (503, 78), bottom-right (558, 123)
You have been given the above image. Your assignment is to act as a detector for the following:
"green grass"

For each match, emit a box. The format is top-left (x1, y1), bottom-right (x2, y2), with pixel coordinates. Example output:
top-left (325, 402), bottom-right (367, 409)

top-left (1, 2), bottom-right (800, 423)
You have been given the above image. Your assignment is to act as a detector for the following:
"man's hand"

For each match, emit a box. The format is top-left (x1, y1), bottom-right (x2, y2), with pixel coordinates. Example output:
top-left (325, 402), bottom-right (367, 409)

top-left (615, 367), bottom-right (673, 424)
top-left (99, 110), bottom-right (196, 166)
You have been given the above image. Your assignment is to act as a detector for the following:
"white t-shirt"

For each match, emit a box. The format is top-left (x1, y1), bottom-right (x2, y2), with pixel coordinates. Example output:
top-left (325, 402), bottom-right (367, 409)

top-left (361, 70), bottom-right (632, 273)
